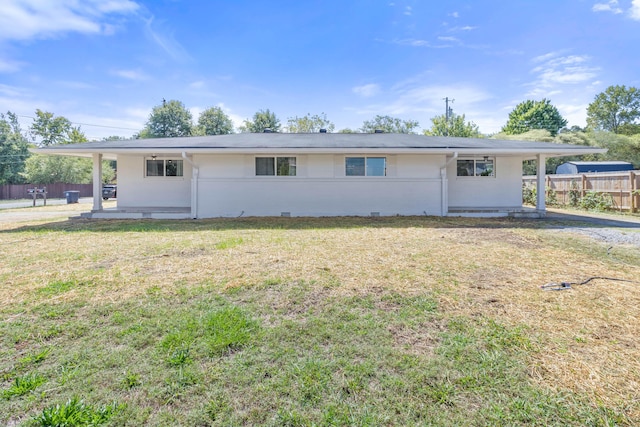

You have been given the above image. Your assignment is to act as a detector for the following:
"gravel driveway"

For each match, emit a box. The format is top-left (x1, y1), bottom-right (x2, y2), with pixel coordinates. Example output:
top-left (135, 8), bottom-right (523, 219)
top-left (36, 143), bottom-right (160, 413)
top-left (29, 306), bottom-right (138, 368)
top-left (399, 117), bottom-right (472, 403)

top-left (545, 209), bottom-right (640, 248)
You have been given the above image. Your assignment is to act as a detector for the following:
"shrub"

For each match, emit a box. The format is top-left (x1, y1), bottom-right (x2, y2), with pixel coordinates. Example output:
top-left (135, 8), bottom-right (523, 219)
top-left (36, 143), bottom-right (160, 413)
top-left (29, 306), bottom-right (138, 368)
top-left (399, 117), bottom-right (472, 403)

top-left (522, 186), bottom-right (536, 206)
top-left (522, 186), bottom-right (558, 206)
top-left (569, 180), bottom-right (581, 207)
top-left (578, 191), bottom-right (614, 211)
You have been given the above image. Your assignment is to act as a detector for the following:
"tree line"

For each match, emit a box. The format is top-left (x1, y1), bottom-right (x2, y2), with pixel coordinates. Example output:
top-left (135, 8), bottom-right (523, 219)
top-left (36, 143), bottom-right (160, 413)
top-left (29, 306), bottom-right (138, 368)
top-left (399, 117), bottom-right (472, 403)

top-left (1, 84), bottom-right (639, 185)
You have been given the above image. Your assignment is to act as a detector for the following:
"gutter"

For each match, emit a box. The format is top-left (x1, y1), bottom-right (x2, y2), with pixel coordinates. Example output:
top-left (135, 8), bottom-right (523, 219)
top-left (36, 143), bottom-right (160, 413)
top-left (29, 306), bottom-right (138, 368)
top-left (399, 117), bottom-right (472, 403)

top-left (182, 152), bottom-right (199, 219)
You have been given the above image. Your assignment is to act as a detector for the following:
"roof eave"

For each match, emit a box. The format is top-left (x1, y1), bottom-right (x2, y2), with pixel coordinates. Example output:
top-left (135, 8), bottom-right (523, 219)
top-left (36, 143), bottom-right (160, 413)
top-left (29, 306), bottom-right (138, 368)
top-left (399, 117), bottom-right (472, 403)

top-left (35, 146), bottom-right (607, 159)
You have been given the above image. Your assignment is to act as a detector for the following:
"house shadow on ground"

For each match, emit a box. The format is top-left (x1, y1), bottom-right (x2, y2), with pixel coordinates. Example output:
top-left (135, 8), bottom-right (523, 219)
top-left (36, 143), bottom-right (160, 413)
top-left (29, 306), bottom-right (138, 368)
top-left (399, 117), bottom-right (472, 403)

top-left (2, 211), bottom-right (640, 234)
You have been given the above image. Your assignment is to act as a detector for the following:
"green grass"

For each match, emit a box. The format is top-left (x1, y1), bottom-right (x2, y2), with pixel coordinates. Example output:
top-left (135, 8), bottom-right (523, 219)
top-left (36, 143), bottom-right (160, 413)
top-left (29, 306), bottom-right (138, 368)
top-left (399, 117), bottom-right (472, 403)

top-left (2, 373), bottom-right (46, 399)
top-left (1, 216), bottom-right (638, 426)
top-left (30, 397), bottom-right (122, 427)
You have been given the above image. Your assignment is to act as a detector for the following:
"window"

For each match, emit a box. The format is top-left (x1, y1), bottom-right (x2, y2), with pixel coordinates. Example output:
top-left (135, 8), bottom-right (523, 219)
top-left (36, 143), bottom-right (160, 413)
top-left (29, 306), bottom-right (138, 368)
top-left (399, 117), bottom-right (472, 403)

top-left (346, 157), bottom-right (386, 176)
top-left (146, 159), bottom-right (183, 177)
top-left (255, 157), bottom-right (296, 176)
top-left (457, 158), bottom-right (494, 177)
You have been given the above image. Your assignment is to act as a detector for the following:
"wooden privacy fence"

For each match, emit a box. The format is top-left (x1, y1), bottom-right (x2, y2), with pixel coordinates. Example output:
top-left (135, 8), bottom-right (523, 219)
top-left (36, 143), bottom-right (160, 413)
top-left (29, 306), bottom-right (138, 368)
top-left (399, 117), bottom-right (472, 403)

top-left (523, 171), bottom-right (640, 213)
top-left (0, 183), bottom-right (93, 200)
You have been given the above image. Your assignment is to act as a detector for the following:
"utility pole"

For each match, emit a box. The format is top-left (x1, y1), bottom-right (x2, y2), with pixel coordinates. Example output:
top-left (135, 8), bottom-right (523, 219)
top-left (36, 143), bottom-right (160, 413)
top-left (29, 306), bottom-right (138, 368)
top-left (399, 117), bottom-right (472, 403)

top-left (443, 97), bottom-right (454, 136)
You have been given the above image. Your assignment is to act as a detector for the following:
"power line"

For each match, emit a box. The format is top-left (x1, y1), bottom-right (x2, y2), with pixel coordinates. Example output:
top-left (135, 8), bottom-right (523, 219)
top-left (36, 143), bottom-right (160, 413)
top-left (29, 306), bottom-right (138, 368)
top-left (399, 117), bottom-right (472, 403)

top-left (16, 115), bottom-right (140, 132)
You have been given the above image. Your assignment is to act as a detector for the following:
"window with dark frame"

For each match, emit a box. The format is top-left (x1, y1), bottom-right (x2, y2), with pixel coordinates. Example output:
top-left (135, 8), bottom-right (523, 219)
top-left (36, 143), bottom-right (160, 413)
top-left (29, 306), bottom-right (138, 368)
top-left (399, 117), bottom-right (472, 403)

top-left (146, 159), bottom-right (184, 177)
top-left (346, 157), bottom-right (386, 176)
top-left (255, 157), bottom-right (297, 176)
top-left (456, 158), bottom-right (494, 177)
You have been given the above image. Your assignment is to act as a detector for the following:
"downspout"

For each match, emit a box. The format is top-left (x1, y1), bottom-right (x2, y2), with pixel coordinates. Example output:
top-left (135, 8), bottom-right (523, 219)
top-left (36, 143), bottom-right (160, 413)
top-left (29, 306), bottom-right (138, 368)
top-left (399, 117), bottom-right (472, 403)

top-left (182, 152), bottom-right (199, 219)
top-left (440, 152), bottom-right (458, 216)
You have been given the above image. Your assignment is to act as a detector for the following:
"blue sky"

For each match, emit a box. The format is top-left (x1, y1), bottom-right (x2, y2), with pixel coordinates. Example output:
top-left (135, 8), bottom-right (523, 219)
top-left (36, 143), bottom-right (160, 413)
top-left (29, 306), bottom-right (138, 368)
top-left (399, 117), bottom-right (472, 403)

top-left (1, 0), bottom-right (639, 140)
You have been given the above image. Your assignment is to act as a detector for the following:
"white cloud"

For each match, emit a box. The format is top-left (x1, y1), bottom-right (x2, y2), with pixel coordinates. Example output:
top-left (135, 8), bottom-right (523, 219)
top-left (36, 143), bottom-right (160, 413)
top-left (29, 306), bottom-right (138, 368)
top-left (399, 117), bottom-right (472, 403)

top-left (631, 0), bottom-right (640, 20)
top-left (528, 52), bottom-right (599, 91)
top-left (56, 80), bottom-right (96, 90)
top-left (216, 103), bottom-right (244, 131)
top-left (449, 12), bottom-right (459, 18)
top-left (0, 57), bottom-right (25, 73)
top-left (392, 38), bottom-right (430, 47)
top-left (352, 83), bottom-right (381, 98)
top-left (189, 106), bottom-right (202, 120)
top-left (523, 52), bottom-right (600, 128)
top-left (144, 16), bottom-right (191, 61)
top-left (437, 36), bottom-right (458, 42)
top-left (592, 0), bottom-right (623, 14)
top-left (0, 0), bottom-right (139, 41)
top-left (404, 6), bottom-right (412, 16)
top-left (111, 69), bottom-right (149, 81)
top-left (556, 102), bottom-right (590, 128)
top-left (0, 83), bottom-right (30, 98)
top-left (349, 81), bottom-right (493, 130)
top-left (124, 107), bottom-right (151, 121)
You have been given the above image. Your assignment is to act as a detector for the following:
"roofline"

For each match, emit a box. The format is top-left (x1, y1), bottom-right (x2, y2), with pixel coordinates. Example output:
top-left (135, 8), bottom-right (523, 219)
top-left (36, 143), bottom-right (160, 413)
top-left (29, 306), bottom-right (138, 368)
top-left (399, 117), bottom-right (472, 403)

top-left (34, 146), bottom-right (606, 159)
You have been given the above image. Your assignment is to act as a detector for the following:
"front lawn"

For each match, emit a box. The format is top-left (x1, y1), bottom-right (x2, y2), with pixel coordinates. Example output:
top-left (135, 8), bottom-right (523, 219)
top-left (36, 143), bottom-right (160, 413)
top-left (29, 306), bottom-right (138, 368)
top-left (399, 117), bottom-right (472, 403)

top-left (1, 216), bottom-right (638, 426)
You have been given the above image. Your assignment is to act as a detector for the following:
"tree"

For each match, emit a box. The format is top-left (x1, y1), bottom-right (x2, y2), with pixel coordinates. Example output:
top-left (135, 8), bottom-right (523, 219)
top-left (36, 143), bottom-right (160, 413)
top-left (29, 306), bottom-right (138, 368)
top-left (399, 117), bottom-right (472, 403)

top-left (338, 128), bottom-right (358, 133)
top-left (239, 109), bottom-right (281, 133)
top-left (141, 99), bottom-right (193, 138)
top-left (197, 106), bottom-right (234, 135)
top-left (286, 113), bottom-right (335, 133)
top-left (30, 110), bottom-right (72, 146)
top-left (586, 85), bottom-right (640, 135)
top-left (424, 113), bottom-right (482, 138)
top-left (0, 112), bottom-right (30, 184)
top-left (25, 112), bottom-right (115, 184)
top-left (589, 131), bottom-right (640, 167)
top-left (23, 154), bottom-right (115, 184)
top-left (360, 115), bottom-right (419, 134)
top-left (501, 99), bottom-right (567, 137)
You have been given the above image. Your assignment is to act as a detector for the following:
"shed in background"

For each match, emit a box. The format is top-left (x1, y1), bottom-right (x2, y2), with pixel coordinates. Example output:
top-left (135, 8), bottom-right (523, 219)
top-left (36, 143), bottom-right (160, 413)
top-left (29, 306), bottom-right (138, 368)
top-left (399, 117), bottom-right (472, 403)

top-left (555, 161), bottom-right (634, 174)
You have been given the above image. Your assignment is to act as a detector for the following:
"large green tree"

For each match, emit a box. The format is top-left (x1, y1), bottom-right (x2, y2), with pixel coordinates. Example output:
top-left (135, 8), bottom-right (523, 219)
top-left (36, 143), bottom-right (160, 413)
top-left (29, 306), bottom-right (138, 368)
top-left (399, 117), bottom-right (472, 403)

top-left (501, 99), bottom-right (567, 137)
top-left (286, 113), bottom-right (335, 133)
top-left (360, 115), bottom-right (419, 134)
top-left (0, 112), bottom-right (30, 184)
top-left (424, 113), bottom-right (482, 138)
top-left (141, 99), bottom-right (194, 138)
top-left (586, 85), bottom-right (640, 135)
top-left (30, 110), bottom-right (72, 146)
top-left (196, 106), bottom-right (234, 135)
top-left (25, 112), bottom-right (115, 184)
top-left (239, 109), bottom-right (281, 133)
top-left (24, 154), bottom-right (115, 185)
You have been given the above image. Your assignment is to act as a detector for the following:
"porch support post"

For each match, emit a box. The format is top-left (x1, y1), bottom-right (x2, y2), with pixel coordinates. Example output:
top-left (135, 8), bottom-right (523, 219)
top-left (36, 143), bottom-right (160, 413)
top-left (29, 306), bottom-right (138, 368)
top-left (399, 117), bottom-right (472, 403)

top-left (182, 152), bottom-right (199, 219)
top-left (92, 153), bottom-right (103, 211)
top-left (536, 154), bottom-right (546, 215)
top-left (440, 152), bottom-right (458, 216)
top-left (440, 168), bottom-right (448, 216)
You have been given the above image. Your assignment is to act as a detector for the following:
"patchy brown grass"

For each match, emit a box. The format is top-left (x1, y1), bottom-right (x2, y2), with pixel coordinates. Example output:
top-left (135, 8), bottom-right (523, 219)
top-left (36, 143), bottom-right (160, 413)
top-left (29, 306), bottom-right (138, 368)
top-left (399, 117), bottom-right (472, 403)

top-left (1, 212), bottom-right (639, 422)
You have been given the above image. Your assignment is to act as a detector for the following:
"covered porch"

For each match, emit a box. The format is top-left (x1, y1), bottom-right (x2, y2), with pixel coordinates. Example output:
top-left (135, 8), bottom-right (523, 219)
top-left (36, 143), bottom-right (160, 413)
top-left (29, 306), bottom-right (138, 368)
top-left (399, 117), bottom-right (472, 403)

top-left (85, 152), bottom-right (196, 219)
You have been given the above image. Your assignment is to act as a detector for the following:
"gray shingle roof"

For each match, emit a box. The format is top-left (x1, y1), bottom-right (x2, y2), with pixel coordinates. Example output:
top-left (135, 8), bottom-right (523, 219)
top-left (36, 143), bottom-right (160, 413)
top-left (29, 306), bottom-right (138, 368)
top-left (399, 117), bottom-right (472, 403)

top-left (36, 132), bottom-right (605, 158)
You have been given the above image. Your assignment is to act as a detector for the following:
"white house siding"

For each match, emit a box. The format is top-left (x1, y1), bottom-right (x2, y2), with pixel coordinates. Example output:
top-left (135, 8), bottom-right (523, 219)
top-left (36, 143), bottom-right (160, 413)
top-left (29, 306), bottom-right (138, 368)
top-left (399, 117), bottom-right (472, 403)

top-left (447, 156), bottom-right (523, 209)
top-left (116, 155), bottom-right (192, 208)
top-left (193, 154), bottom-right (443, 217)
